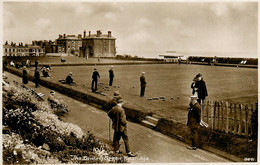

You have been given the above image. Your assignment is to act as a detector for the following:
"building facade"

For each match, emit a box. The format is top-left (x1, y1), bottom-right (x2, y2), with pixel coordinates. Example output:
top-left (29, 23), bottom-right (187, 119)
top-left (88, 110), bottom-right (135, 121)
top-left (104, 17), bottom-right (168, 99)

top-left (56, 34), bottom-right (82, 56)
top-left (3, 41), bottom-right (45, 57)
top-left (80, 30), bottom-right (116, 58)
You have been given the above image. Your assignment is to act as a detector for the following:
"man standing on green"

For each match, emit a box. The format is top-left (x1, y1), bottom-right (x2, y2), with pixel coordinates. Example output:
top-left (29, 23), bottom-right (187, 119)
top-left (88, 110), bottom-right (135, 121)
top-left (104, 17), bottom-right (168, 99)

top-left (140, 72), bottom-right (147, 97)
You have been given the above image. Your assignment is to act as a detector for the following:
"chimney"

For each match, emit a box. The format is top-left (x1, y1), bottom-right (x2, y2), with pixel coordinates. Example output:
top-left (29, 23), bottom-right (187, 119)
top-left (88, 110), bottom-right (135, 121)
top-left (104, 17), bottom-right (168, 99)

top-left (97, 30), bottom-right (101, 37)
top-left (108, 31), bottom-right (111, 37)
top-left (78, 34), bottom-right (82, 39)
top-left (63, 34), bottom-right (66, 38)
top-left (83, 30), bottom-right (86, 37)
top-left (89, 31), bottom-right (91, 37)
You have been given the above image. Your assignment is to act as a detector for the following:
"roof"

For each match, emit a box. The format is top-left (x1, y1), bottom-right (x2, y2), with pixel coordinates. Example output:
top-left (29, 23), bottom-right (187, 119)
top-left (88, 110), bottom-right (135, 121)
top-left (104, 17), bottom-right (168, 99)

top-left (159, 52), bottom-right (183, 58)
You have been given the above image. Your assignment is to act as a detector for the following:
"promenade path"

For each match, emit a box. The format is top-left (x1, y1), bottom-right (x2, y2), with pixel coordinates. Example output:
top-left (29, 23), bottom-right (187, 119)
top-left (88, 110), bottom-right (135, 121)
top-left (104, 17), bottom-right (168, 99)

top-left (4, 72), bottom-right (230, 163)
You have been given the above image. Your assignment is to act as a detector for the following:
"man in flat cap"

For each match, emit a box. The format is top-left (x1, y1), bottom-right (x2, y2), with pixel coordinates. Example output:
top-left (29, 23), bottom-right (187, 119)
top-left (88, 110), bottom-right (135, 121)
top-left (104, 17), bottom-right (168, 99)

top-left (195, 73), bottom-right (208, 104)
top-left (140, 72), bottom-right (147, 97)
top-left (107, 96), bottom-right (136, 157)
top-left (187, 95), bottom-right (201, 150)
top-left (92, 68), bottom-right (100, 92)
top-left (109, 66), bottom-right (114, 86)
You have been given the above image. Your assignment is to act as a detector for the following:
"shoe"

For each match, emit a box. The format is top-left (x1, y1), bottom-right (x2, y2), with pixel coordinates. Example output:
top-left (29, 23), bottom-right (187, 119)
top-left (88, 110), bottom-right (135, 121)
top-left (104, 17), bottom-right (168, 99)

top-left (187, 146), bottom-right (197, 150)
top-left (115, 150), bottom-right (122, 154)
top-left (127, 152), bottom-right (137, 157)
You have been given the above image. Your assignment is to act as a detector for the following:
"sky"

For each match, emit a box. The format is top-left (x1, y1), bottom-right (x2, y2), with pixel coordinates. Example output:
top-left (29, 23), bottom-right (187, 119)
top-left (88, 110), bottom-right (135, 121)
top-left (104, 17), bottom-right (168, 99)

top-left (3, 1), bottom-right (258, 57)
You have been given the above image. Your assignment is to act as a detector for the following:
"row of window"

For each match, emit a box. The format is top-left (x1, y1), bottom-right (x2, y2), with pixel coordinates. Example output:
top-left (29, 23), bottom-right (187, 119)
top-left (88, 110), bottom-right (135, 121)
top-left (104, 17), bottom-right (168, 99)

top-left (5, 48), bottom-right (43, 53)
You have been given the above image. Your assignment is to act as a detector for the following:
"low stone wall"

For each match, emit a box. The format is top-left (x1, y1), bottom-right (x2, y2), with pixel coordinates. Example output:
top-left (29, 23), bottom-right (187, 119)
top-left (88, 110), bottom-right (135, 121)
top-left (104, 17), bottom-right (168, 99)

top-left (6, 67), bottom-right (256, 162)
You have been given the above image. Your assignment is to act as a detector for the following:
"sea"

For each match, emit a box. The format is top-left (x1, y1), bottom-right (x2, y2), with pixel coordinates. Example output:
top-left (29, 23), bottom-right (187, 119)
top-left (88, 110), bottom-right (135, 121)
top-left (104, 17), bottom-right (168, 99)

top-left (117, 50), bottom-right (258, 59)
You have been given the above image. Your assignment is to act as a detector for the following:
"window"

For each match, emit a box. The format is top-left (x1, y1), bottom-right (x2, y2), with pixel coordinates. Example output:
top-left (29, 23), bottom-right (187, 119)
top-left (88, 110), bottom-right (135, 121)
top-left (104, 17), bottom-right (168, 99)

top-left (5, 49), bottom-right (7, 52)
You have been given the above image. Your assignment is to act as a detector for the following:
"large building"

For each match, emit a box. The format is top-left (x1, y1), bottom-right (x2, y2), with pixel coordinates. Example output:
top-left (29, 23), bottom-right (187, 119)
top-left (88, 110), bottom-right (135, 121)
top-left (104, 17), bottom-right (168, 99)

top-left (3, 41), bottom-right (45, 57)
top-left (3, 29), bottom-right (116, 58)
top-left (80, 30), bottom-right (116, 58)
top-left (55, 34), bottom-right (82, 56)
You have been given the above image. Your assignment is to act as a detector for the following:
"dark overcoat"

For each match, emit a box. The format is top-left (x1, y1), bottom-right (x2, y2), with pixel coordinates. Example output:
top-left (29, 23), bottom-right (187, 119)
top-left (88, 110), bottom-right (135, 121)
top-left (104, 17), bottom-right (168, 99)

top-left (22, 69), bottom-right (28, 84)
top-left (195, 80), bottom-right (208, 99)
top-left (187, 102), bottom-right (201, 129)
top-left (108, 105), bottom-right (127, 132)
top-left (140, 75), bottom-right (146, 88)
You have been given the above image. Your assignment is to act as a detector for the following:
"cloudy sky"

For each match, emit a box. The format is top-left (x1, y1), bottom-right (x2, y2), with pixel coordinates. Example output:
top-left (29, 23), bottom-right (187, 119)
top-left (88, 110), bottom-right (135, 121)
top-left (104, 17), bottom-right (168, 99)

top-left (3, 1), bottom-right (258, 57)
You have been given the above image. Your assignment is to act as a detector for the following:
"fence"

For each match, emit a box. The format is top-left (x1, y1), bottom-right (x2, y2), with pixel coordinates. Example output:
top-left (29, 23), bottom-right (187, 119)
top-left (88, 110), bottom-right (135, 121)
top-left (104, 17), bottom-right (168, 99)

top-left (201, 100), bottom-right (257, 137)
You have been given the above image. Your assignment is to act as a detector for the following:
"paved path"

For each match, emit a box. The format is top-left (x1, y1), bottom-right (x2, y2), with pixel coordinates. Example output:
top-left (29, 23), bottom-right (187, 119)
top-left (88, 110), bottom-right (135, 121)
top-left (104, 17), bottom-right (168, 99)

top-left (4, 72), bottom-right (230, 163)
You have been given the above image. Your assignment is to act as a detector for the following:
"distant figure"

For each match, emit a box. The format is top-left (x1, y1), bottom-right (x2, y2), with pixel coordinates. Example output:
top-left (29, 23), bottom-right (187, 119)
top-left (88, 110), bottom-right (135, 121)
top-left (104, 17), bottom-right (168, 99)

top-left (42, 67), bottom-right (50, 77)
top-left (195, 73), bottom-right (208, 104)
top-left (15, 62), bottom-right (20, 69)
top-left (66, 72), bottom-right (74, 84)
top-left (35, 59), bottom-right (38, 70)
top-left (10, 60), bottom-right (15, 67)
top-left (26, 59), bottom-right (31, 68)
top-left (191, 77), bottom-right (197, 96)
top-left (22, 66), bottom-right (28, 84)
top-left (140, 72), bottom-right (147, 97)
top-left (109, 66), bottom-right (114, 86)
top-left (61, 58), bottom-right (66, 62)
top-left (107, 96), bottom-right (137, 157)
top-left (187, 95), bottom-right (201, 150)
top-left (34, 69), bottom-right (40, 88)
top-left (3, 59), bottom-right (7, 73)
top-left (178, 57), bottom-right (182, 65)
top-left (91, 68), bottom-right (100, 92)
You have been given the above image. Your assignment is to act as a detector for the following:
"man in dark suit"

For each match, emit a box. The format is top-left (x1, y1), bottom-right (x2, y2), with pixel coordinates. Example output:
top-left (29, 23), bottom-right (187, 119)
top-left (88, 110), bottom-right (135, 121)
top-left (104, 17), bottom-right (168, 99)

top-left (109, 66), bottom-right (114, 86)
top-left (107, 96), bottom-right (136, 157)
top-left (91, 68), bottom-right (100, 92)
top-left (140, 72), bottom-right (147, 97)
top-left (22, 66), bottom-right (28, 84)
top-left (195, 73), bottom-right (208, 104)
top-left (66, 72), bottom-right (74, 84)
top-left (187, 95), bottom-right (201, 150)
top-left (34, 69), bottom-right (40, 88)
top-left (35, 59), bottom-right (38, 71)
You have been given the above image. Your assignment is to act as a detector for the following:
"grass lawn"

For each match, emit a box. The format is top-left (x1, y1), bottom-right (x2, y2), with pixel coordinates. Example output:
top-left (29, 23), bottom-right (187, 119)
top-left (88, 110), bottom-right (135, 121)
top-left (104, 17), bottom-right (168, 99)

top-left (28, 63), bottom-right (257, 124)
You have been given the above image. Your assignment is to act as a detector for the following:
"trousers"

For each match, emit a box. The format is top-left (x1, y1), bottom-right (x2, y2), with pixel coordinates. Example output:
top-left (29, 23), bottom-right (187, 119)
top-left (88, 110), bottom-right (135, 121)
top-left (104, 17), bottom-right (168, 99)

top-left (191, 128), bottom-right (199, 147)
top-left (113, 128), bottom-right (130, 153)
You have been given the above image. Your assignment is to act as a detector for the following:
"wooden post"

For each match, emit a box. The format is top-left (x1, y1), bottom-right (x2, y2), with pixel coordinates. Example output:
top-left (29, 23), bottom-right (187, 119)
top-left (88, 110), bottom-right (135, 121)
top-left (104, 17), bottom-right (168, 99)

top-left (250, 104), bottom-right (254, 136)
top-left (234, 104), bottom-right (237, 135)
top-left (245, 104), bottom-right (248, 137)
top-left (213, 101), bottom-right (216, 130)
top-left (206, 100), bottom-right (209, 123)
top-left (217, 102), bottom-right (220, 131)
top-left (238, 104), bottom-right (242, 135)
top-left (221, 101), bottom-right (224, 132)
top-left (201, 103), bottom-right (204, 121)
top-left (211, 100), bottom-right (214, 129)
top-left (225, 102), bottom-right (229, 133)
top-left (229, 103), bottom-right (233, 133)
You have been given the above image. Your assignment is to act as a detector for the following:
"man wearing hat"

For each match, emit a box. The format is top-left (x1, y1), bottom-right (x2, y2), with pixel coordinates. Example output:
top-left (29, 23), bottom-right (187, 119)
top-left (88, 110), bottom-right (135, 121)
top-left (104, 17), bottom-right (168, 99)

top-left (140, 72), bottom-right (147, 97)
top-left (108, 91), bottom-right (120, 110)
top-left (187, 95), bottom-right (201, 150)
top-left (22, 66), bottom-right (28, 84)
top-left (107, 96), bottom-right (136, 157)
top-left (109, 66), bottom-right (114, 86)
top-left (66, 72), bottom-right (74, 84)
top-left (195, 73), bottom-right (208, 104)
top-left (91, 68), bottom-right (100, 92)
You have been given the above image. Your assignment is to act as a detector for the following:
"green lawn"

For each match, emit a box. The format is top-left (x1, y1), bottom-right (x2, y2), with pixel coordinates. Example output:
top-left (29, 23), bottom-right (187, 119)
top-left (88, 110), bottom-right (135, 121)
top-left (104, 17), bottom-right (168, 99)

top-left (31, 63), bottom-right (258, 123)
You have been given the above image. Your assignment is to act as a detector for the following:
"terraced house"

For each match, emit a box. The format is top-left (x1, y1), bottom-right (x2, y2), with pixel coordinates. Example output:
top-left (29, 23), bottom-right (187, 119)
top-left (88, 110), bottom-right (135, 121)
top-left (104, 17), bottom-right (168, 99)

top-left (3, 41), bottom-right (45, 56)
